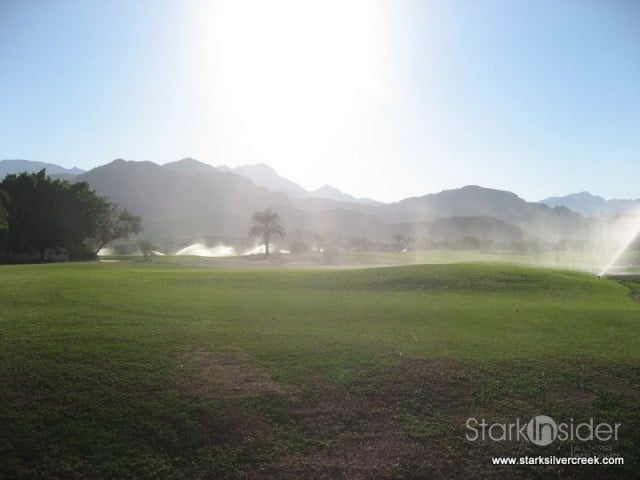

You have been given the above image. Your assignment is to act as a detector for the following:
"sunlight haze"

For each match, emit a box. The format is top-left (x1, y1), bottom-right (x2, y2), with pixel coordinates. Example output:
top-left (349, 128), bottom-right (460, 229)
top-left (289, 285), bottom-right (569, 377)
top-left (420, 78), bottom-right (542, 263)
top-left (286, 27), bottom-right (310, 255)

top-left (1, 0), bottom-right (638, 202)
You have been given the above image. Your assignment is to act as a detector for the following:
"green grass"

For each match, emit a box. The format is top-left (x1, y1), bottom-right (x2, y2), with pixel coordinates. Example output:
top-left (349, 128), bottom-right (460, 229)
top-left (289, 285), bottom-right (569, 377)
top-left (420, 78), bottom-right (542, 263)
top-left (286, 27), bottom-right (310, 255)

top-left (0, 262), bottom-right (638, 478)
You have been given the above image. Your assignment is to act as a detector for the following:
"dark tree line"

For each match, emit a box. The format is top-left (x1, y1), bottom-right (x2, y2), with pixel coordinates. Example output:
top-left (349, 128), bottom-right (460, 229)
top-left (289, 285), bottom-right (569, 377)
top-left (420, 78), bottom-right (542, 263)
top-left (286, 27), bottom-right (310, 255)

top-left (0, 170), bottom-right (141, 261)
top-left (0, 188), bottom-right (8, 231)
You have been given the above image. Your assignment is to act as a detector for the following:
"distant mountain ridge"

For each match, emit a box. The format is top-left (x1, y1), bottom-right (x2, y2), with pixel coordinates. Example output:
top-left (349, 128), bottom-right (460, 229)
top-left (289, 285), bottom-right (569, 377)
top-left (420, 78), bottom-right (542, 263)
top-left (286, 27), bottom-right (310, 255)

top-left (162, 157), bottom-right (217, 176)
top-left (1, 158), bottom-right (613, 248)
top-left (540, 192), bottom-right (640, 218)
top-left (161, 158), bottom-right (382, 205)
top-left (73, 159), bottom-right (592, 246)
top-left (76, 159), bottom-right (287, 238)
top-left (388, 185), bottom-right (586, 243)
top-left (232, 163), bottom-right (308, 198)
top-left (307, 184), bottom-right (383, 206)
top-left (229, 164), bottom-right (382, 205)
top-left (0, 159), bottom-right (85, 179)
top-left (7, 158), bottom-right (635, 221)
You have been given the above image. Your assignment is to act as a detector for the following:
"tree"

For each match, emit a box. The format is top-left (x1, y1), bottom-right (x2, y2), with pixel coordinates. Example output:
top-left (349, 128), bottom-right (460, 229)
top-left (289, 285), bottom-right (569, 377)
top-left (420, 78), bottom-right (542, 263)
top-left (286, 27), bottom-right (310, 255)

top-left (52, 180), bottom-right (109, 259)
top-left (0, 188), bottom-right (8, 231)
top-left (248, 209), bottom-right (285, 256)
top-left (138, 240), bottom-right (155, 261)
top-left (0, 169), bottom-right (118, 260)
top-left (88, 203), bottom-right (142, 254)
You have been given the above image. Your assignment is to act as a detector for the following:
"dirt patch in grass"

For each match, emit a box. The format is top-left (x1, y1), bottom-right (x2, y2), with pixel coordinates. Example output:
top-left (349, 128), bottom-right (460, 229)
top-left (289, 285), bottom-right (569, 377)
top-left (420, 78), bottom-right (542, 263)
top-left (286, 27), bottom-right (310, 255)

top-left (255, 358), bottom-right (502, 480)
top-left (171, 352), bottom-right (637, 479)
top-left (544, 384), bottom-right (598, 409)
top-left (251, 357), bottom-right (637, 480)
top-left (178, 349), bottom-right (285, 398)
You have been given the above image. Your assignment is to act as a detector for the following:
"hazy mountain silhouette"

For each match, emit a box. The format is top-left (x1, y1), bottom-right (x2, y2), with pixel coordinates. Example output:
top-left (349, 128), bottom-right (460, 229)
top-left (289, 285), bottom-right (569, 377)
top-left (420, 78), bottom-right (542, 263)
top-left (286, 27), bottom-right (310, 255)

top-left (2, 158), bottom-right (604, 247)
top-left (75, 161), bottom-right (593, 245)
top-left (232, 163), bottom-right (308, 198)
top-left (160, 160), bottom-right (381, 206)
top-left (77, 159), bottom-right (289, 237)
top-left (307, 185), bottom-right (383, 206)
top-left (0, 159), bottom-right (85, 178)
top-left (76, 159), bottom-right (387, 240)
top-left (162, 158), bottom-right (217, 176)
top-left (429, 216), bottom-right (525, 248)
top-left (541, 192), bottom-right (640, 218)
top-left (389, 185), bottom-right (587, 243)
top-left (225, 163), bottom-right (382, 205)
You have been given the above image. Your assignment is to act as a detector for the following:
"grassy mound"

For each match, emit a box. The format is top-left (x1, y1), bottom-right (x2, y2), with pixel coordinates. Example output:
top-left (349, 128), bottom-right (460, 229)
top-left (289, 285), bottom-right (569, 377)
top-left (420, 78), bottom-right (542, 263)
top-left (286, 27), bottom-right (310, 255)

top-left (0, 263), bottom-right (638, 478)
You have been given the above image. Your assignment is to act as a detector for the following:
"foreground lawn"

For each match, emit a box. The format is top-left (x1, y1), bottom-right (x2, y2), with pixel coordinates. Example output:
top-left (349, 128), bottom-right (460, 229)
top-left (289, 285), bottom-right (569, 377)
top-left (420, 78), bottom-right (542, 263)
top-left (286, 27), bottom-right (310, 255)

top-left (0, 262), bottom-right (638, 479)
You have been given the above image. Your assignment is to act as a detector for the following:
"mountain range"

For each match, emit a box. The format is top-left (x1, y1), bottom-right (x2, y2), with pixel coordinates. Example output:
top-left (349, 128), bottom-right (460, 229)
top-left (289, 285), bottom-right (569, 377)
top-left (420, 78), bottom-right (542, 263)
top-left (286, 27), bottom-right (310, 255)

top-left (1, 158), bottom-right (634, 249)
top-left (163, 158), bottom-right (382, 205)
top-left (0, 159), bottom-right (85, 181)
top-left (540, 192), bottom-right (640, 218)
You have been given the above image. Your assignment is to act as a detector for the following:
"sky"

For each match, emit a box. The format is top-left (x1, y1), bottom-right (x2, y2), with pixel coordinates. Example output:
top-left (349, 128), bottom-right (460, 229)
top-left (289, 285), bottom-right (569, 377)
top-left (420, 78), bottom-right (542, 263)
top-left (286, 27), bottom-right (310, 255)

top-left (1, 0), bottom-right (638, 202)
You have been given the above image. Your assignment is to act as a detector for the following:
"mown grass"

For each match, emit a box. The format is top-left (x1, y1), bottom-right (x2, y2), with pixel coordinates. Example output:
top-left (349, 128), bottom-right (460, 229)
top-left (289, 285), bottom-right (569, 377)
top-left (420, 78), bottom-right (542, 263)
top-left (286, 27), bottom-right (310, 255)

top-left (0, 262), bottom-right (638, 478)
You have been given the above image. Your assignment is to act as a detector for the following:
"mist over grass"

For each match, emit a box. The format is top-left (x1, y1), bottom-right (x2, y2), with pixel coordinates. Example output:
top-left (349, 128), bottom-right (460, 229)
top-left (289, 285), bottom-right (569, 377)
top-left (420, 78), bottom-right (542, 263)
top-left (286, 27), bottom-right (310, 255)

top-left (101, 246), bottom-right (640, 277)
top-left (96, 204), bottom-right (640, 277)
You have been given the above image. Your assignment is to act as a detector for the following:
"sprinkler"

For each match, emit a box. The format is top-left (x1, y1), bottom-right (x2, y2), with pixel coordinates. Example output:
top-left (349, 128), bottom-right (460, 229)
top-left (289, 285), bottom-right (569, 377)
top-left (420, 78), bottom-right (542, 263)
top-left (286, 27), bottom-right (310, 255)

top-left (598, 219), bottom-right (640, 277)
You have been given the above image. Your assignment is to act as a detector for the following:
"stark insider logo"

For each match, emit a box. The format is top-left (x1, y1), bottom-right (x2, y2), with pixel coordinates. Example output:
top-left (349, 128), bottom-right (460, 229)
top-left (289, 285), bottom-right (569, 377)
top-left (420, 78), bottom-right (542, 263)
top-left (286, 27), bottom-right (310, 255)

top-left (466, 415), bottom-right (621, 446)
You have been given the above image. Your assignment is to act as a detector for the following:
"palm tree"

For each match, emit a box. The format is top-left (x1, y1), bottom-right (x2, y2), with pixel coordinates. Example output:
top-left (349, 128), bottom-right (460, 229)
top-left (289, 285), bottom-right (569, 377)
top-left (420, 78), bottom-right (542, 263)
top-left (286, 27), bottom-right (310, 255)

top-left (248, 209), bottom-right (285, 256)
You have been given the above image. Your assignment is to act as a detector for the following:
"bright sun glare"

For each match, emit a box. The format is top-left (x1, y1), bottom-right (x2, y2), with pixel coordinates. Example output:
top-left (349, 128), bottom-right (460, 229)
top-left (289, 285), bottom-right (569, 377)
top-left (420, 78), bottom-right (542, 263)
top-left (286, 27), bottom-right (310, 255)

top-left (203, 0), bottom-right (390, 173)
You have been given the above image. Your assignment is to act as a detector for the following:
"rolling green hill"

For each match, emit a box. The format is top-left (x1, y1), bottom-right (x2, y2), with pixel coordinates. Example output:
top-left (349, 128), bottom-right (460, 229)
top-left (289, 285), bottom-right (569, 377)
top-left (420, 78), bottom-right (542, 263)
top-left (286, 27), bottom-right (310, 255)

top-left (0, 262), bottom-right (638, 478)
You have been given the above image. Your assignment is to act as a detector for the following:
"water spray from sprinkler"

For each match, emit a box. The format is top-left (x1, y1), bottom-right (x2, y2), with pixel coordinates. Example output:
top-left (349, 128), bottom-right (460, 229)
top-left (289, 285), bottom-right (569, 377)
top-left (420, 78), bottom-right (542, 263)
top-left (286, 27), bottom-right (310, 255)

top-left (597, 215), bottom-right (640, 277)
